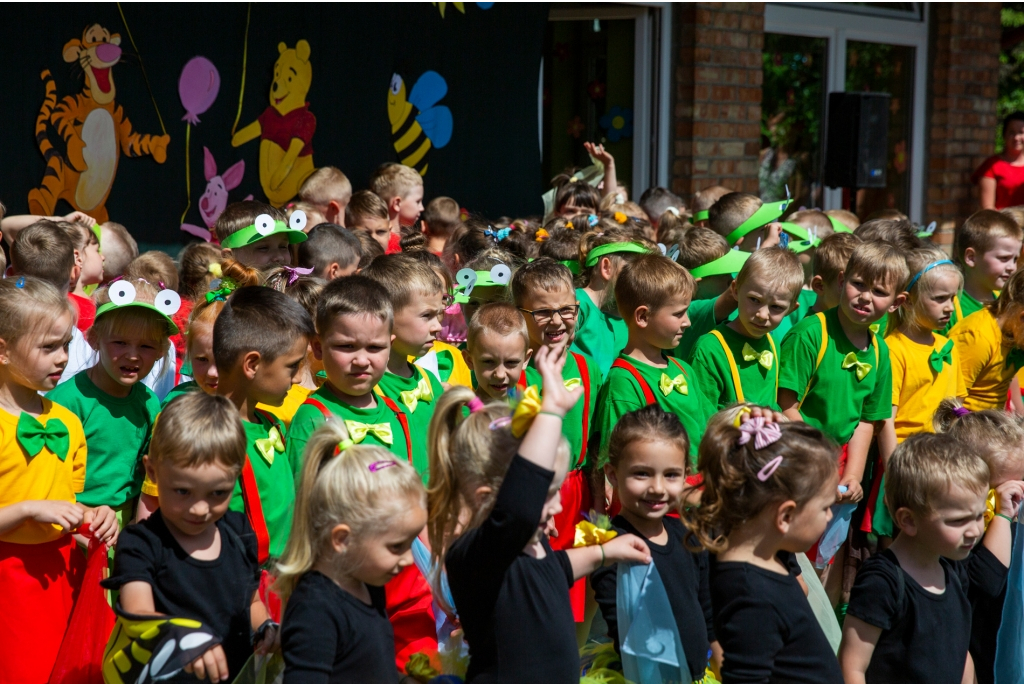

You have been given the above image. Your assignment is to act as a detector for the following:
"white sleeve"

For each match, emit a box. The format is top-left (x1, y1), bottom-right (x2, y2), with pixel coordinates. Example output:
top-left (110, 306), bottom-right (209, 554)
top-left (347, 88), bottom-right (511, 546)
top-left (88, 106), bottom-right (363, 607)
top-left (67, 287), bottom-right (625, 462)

top-left (59, 327), bottom-right (97, 384)
top-left (142, 346), bottom-right (177, 400)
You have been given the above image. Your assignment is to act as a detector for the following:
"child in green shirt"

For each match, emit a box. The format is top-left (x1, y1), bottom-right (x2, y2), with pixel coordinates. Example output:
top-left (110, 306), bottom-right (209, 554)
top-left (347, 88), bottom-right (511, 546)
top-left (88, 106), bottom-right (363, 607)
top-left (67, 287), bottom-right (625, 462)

top-left (285, 275), bottom-right (411, 481)
top-left (594, 254), bottom-right (715, 466)
top-left (362, 254), bottom-right (446, 482)
top-left (778, 241), bottom-right (908, 508)
top-left (48, 278), bottom-right (175, 518)
top-left (690, 247), bottom-right (804, 411)
top-left (461, 302), bottom-right (532, 403)
top-left (213, 285), bottom-right (315, 562)
top-left (807, 232), bottom-right (861, 317)
top-left (944, 210), bottom-right (1023, 333)
top-left (572, 227), bottom-right (653, 376)
top-left (673, 227), bottom-right (744, 360)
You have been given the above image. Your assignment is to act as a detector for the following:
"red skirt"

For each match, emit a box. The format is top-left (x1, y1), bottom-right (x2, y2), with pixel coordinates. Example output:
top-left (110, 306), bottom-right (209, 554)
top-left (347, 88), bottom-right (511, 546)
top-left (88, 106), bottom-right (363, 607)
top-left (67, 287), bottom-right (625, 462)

top-left (549, 470), bottom-right (592, 622)
top-left (0, 535), bottom-right (85, 683)
top-left (386, 564), bottom-right (437, 672)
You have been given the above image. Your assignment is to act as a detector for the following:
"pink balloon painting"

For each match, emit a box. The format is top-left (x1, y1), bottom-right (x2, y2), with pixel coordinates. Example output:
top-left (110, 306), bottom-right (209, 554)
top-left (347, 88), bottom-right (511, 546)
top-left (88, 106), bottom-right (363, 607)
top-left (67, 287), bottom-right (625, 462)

top-left (179, 56), bottom-right (220, 125)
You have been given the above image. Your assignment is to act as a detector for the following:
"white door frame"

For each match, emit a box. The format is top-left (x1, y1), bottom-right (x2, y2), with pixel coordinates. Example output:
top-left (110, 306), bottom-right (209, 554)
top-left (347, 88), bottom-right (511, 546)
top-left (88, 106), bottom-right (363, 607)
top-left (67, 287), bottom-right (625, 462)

top-left (764, 3), bottom-right (929, 221)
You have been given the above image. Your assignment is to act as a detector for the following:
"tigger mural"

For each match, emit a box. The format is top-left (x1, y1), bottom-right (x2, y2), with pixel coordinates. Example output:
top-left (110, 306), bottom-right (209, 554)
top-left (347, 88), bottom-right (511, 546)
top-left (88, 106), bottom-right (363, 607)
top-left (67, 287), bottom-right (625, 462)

top-left (28, 24), bottom-right (170, 224)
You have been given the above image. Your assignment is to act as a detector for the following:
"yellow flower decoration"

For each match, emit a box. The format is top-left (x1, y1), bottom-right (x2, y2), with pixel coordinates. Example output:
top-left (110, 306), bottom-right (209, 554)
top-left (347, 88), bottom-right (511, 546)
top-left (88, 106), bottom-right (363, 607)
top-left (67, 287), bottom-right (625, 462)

top-left (511, 385), bottom-right (543, 438)
top-left (207, 262), bottom-right (222, 278)
top-left (574, 520), bottom-right (618, 547)
top-left (535, 228), bottom-right (550, 243)
top-left (614, 211), bottom-right (628, 224)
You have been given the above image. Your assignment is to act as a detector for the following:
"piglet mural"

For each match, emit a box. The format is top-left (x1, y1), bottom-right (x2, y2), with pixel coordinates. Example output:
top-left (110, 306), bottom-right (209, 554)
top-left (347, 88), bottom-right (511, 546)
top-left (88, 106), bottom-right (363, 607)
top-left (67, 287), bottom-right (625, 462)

top-left (180, 147), bottom-right (251, 241)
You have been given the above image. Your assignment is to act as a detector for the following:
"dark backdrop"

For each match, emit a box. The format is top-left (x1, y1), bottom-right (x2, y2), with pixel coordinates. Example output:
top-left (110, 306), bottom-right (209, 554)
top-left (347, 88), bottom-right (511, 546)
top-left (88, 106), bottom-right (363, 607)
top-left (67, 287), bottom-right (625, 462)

top-left (0, 3), bottom-right (548, 244)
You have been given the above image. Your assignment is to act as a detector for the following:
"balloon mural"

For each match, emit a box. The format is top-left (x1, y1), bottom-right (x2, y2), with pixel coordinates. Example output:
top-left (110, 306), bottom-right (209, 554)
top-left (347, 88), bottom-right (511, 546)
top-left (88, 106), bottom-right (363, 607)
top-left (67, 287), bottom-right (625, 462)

top-left (178, 57), bottom-right (221, 229)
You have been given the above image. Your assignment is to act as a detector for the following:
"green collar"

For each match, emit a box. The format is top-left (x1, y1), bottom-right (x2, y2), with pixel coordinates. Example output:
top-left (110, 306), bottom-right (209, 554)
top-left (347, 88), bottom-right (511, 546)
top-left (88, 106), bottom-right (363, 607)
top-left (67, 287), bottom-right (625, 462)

top-left (725, 199), bottom-right (792, 246)
top-left (689, 249), bottom-right (750, 279)
top-left (220, 212), bottom-right (309, 249)
top-left (559, 260), bottom-right (581, 275)
top-left (584, 242), bottom-right (651, 268)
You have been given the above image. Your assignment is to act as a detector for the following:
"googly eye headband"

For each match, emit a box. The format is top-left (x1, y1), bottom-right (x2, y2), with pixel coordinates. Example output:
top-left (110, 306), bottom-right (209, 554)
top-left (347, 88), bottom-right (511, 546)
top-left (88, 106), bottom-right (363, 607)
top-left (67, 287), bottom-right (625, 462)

top-left (219, 211), bottom-right (310, 250)
top-left (95, 280), bottom-right (182, 334)
top-left (454, 263), bottom-right (512, 303)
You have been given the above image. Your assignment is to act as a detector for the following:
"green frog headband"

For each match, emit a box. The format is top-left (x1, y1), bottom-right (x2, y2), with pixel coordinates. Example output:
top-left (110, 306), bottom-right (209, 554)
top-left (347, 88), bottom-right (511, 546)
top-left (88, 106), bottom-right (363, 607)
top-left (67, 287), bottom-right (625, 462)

top-left (689, 249), bottom-right (750, 279)
top-left (692, 209), bottom-right (709, 222)
top-left (827, 215), bottom-right (854, 233)
top-left (916, 221), bottom-right (937, 240)
top-left (725, 199), bottom-right (795, 246)
top-left (220, 211), bottom-right (309, 249)
top-left (454, 264), bottom-right (512, 303)
top-left (584, 242), bottom-right (652, 268)
top-left (95, 280), bottom-right (181, 334)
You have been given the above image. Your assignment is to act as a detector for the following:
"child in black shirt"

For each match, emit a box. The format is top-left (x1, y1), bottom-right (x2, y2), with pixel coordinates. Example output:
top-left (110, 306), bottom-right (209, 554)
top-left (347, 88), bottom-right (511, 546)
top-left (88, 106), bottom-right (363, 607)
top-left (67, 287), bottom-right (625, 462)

top-left (934, 400), bottom-right (1024, 683)
top-left (275, 419), bottom-right (428, 683)
top-left (840, 432), bottom-right (1015, 683)
top-left (681, 405), bottom-right (844, 683)
top-left (103, 393), bottom-right (277, 684)
top-left (431, 345), bottom-right (651, 682)
top-left (591, 405), bottom-right (720, 679)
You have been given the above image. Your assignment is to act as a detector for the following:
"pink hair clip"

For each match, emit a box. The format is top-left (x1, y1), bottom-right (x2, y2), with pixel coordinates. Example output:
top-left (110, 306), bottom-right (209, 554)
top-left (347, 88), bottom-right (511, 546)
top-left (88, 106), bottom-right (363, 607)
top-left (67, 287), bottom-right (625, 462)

top-left (737, 417), bottom-right (782, 450)
top-left (489, 416), bottom-right (513, 431)
top-left (467, 397), bottom-right (486, 413)
top-left (757, 455), bottom-right (784, 482)
top-left (282, 265), bottom-right (314, 286)
top-left (368, 460), bottom-right (397, 472)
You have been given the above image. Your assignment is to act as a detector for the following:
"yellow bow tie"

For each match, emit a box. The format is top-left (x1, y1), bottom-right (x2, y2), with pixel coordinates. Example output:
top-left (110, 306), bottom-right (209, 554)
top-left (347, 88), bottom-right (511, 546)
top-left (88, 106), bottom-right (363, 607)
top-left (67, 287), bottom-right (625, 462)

top-left (511, 385), bottom-right (542, 438)
top-left (868, 323), bottom-right (880, 335)
top-left (659, 373), bottom-right (688, 396)
top-left (842, 352), bottom-right (872, 381)
top-left (400, 376), bottom-right (434, 413)
top-left (742, 343), bottom-right (773, 370)
top-left (573, 520), bottom-right (619, 547)
top-left (563, 378), bottom-right (582, 392)
top-left (344, 420), bottom-right (394, 446)
top-left (254, 427), bottom-right (284, 465)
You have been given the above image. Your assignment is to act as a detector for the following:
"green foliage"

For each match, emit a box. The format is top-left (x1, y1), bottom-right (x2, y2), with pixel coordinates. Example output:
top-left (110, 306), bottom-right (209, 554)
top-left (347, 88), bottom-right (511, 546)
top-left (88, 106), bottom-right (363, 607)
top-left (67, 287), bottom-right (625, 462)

top-left (998, 4), bottom-right (1024, 151)
top-left (761, 34), bottom-right (826, 155)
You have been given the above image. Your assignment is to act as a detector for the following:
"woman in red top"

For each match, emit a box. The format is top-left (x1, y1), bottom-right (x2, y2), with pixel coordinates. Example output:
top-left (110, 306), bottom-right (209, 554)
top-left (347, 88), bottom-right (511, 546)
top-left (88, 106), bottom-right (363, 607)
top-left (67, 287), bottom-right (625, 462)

top-left (974, 112), bottom-right (1024, 209)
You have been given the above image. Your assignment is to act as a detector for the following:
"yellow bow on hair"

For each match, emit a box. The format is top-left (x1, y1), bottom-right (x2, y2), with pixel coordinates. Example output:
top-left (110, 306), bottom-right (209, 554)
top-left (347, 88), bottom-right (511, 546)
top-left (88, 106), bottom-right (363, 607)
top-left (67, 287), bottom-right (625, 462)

top-left (985, 488), bottom-right (998, 529)
top-left (511, 385), bottom-right (543, 438)
top-left (574, 520), bottom-right (619, 547)
top-left (254, 427), bottom-right (284, 465)
top-left (400, 376), bottom-right (434, 413)
top-left (563, 378), bottom-right (582, 392)
top-left (344, 420), bottom-right (394, 446)
top-left (659, 373), bottom-right (688, 396)
top-left (207, 262), bottom-right (222, 278)
top-left (842, 352), bottom-right (872, 381)
top-left (742, 343), bottom-right (774, 370)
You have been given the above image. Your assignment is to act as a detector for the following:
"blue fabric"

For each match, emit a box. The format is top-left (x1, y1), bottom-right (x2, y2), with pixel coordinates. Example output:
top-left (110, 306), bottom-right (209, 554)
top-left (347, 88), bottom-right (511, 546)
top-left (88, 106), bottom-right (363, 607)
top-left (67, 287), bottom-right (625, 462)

top-left (815, 502), bottom-right (858, 569)
top-left (616, 561), bottom-right (692, 683)
top-left (995, 517), bottom-right (1024, 683)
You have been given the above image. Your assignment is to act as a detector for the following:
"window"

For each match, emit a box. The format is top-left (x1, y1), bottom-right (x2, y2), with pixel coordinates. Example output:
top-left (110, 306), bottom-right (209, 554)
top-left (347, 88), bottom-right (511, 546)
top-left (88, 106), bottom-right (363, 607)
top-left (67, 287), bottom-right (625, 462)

top-left (764, 3), bottom-right (928, 221)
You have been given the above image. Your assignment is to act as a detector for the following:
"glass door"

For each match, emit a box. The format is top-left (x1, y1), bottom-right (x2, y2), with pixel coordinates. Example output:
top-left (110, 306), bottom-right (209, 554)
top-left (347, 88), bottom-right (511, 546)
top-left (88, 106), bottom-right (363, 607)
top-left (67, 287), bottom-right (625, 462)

top-left (761, 33), bottom-right (829, 207)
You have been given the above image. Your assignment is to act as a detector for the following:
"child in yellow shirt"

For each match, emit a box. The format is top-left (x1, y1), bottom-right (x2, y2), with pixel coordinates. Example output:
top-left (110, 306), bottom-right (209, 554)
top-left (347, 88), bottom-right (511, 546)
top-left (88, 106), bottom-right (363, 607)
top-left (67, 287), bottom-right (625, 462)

top-left (871, 248), bottom-right (966, 537)
top-left (950, 268), bottom-right (1024, 411)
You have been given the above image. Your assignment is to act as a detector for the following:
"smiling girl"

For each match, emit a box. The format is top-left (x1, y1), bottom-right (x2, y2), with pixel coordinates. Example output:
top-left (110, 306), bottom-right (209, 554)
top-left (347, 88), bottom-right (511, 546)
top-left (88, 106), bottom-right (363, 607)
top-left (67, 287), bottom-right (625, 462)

top-left (48, 278), bottom-right (177, 521)
top-left (591, 405), bottom-right (722, 679)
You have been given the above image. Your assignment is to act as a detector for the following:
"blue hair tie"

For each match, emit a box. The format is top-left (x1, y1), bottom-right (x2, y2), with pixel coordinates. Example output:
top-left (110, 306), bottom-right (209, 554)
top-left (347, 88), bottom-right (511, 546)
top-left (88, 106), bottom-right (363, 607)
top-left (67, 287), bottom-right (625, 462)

top-left (484, 227), bottom-right (511, 241)
top-left (906, 259), bottom-right (953, 291)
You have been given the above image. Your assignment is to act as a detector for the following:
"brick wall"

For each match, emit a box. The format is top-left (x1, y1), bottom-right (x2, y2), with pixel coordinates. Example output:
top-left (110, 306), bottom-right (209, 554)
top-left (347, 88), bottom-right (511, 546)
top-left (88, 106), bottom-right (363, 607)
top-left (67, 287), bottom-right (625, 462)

top-left (926, 3), bottom-right (1002, 245)
top-left (671, 3), bottom-right (765, 200)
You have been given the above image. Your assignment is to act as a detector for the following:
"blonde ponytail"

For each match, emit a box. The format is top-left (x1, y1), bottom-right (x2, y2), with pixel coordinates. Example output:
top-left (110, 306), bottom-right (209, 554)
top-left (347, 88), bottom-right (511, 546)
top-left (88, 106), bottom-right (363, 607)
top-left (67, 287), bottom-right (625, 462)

top-left (275, 420), bottom-right (424, 604)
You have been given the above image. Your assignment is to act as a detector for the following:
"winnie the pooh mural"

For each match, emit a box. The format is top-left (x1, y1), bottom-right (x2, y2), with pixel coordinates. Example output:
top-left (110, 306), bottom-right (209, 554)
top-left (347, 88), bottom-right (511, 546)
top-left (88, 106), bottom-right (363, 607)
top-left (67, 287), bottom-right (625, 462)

top-left (231, 40), bottom-right (316, 207)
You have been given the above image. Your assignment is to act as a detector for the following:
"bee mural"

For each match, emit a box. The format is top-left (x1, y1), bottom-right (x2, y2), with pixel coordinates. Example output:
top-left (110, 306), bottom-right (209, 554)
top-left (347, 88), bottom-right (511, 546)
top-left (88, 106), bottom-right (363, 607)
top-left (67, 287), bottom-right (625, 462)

top-left (387, 70), bottom-right (453, 176)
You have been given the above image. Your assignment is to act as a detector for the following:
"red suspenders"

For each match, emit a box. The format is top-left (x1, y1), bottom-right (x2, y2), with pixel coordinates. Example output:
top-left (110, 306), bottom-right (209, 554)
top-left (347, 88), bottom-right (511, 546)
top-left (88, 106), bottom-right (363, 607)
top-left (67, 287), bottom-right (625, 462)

top-left (609, 357), bottom-right (702, 486)
top-left (242, 409), bottom-right (279, 564)
top-left (302, 396), bottom-right (413, 464)
top-left (569, 352), bottom-right (591, 469)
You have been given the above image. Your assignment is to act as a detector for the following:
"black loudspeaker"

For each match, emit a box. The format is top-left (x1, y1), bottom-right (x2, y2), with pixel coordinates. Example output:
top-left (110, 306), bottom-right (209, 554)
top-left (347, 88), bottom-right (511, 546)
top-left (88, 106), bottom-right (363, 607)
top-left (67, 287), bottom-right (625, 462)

top-left (824, 92), bottom-right (891, 189)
